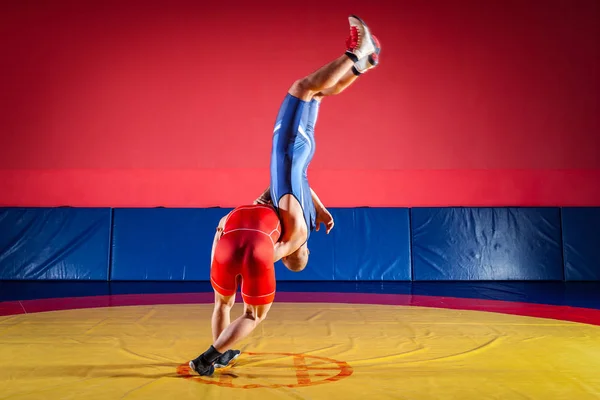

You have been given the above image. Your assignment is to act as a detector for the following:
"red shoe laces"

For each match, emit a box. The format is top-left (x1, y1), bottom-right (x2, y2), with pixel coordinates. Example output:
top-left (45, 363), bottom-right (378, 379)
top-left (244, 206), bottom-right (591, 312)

top-left (346, 26), bottom-right (359, 50)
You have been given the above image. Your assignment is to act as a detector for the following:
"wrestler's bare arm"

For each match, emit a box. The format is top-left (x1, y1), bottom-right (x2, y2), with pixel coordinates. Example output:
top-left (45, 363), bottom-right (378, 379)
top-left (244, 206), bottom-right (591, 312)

top-left (310, 189), bottom-right (334, 234)
top-left (254, 188), bottom-right (272, 205)
top-left (210, 214), bottom-right (229, 265)
top-left (272, 195), bottom-right (308, 262)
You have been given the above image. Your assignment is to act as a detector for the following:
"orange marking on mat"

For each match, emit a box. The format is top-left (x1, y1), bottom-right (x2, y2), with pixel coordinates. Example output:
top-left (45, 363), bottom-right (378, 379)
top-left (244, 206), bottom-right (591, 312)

top-left (292, 354), bottom-right (311, 385)
top-left (177, 352), bottom-right (353, 389)
top-left (218, 371), bottom-right (235, 387)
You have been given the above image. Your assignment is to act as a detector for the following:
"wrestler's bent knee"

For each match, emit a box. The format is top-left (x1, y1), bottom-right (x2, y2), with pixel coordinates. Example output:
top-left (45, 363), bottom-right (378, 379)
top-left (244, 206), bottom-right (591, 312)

top-left (244, 304), bottom-right (270, 324)
top-left (288, 79), bottom-right (313, 101)
top-left (214, 293), bottom-right (235, 309)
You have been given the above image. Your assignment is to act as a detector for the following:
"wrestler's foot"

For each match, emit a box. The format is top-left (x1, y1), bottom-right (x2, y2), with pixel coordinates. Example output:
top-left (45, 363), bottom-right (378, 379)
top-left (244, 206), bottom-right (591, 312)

top-left (214, 349), bottom-right (241, 368)
top-left (352, 35), bottom-right (381, 76)
top-left (189, 357), bottom-right (215, 376)
top-left (345, 15), bottom-right (377, 62)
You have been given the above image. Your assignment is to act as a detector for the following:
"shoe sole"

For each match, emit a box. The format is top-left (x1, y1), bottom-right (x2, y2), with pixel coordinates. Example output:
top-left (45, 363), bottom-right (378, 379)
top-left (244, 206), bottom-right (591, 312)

top-left (188, 360), bottom-right (198, 374)
top-left (349, 14), bottom-right (369, 29)
top-left (214, 352), bottom-right (241, 369)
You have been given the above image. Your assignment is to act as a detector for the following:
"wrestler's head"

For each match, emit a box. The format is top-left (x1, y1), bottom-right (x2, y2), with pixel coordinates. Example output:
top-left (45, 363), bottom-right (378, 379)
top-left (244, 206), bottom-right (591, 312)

top-left (282, 243), bottom-right (309, 272)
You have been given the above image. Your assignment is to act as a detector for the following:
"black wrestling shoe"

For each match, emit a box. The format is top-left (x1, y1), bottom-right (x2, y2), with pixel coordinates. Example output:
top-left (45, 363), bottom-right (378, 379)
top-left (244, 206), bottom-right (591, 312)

top-left (188, 358), bottom-right (215, 376)
top-left (214, 349), bottom-right (241, 368)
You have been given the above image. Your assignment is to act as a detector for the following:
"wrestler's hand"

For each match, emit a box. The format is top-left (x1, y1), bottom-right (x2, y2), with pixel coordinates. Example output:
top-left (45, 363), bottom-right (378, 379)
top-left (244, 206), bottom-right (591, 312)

top-left (253, 188), bottom-right (272, 205)
top-left (315, 208), bottom-right (334, 234)
top-left (253, 196), bottom-right (271, 205)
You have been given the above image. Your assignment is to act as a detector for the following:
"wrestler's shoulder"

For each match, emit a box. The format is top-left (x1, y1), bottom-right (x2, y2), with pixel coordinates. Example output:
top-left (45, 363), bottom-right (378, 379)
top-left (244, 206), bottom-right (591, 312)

top-left (229, 204), bottom-right (279, 223)
top-left (231, 204), bottom-right (277, 214)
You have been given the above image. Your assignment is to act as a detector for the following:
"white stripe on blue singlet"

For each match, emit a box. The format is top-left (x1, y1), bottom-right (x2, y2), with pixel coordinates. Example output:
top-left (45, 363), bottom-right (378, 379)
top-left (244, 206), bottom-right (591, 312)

top-left (297, 125), bottom-right (311, 144)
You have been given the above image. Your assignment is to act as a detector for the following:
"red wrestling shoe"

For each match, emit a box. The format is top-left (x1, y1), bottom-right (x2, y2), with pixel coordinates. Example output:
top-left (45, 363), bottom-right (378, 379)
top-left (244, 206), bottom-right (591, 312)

top-left (352, 35), bottom-right (381, 76)
top-left (345, 15), bottom-right (377, 63)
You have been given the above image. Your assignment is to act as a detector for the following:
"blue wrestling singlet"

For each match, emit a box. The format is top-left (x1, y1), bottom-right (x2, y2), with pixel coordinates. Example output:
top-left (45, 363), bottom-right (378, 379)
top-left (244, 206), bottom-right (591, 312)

top-left (270, 93), bottom-right (320, 240)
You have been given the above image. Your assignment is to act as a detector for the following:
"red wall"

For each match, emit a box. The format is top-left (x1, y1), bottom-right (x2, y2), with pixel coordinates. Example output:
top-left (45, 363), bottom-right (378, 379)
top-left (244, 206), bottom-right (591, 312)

top-left (1, 0), bottom-right (599, 207)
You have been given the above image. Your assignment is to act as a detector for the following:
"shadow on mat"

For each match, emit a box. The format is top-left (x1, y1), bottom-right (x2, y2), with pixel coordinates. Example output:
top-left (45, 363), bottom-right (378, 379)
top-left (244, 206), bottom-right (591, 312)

top-left (5, 363), bottom-right (185, 379)
top-left (5, 359), bottom-right (302, 380)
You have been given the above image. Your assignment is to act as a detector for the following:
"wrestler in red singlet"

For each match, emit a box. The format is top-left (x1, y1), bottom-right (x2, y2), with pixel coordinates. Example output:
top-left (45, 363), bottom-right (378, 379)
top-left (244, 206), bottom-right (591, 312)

top-left (210, 204), bottom-right (281, 305)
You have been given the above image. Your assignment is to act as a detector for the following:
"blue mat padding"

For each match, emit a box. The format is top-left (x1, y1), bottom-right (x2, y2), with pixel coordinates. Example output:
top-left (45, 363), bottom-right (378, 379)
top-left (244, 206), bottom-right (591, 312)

top-left (411, 207), bottom-right (563, 280)
top-left (275, 208), bottom-right (411, 281)
top-left (0, 208), bottom-right (111, 280)
top-left (110, 208), bottom-right (227, 280)
top-left (562, 207), bottom-right (600, 281)
top-left (0, 206), bottom-right (596, 282)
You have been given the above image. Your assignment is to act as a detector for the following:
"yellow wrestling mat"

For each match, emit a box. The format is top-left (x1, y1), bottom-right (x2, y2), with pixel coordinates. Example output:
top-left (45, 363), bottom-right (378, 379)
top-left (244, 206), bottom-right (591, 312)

top-left (1, 303), bottom-right (600, 399)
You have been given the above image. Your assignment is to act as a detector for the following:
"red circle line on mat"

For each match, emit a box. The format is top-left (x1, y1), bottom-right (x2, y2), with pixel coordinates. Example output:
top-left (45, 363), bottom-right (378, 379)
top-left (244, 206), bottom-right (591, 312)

top-left (1, 292), bottom-right (599, 326)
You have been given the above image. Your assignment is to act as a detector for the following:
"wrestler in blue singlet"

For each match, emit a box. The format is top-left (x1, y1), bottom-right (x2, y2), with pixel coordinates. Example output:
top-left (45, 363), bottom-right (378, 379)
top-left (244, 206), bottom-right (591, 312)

top-left (269, 93), bottom-right (320, 240)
